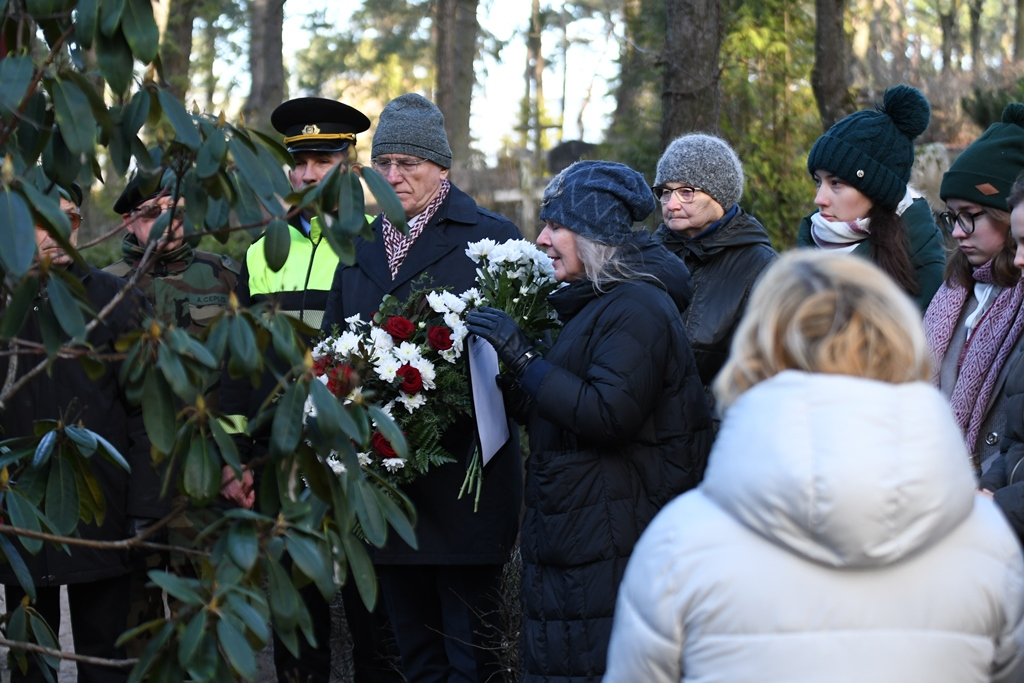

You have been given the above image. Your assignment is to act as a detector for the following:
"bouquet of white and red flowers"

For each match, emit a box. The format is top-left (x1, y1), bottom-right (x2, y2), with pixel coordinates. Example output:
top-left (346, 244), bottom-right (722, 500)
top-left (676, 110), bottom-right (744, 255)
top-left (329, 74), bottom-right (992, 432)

top-left (309, 239), bottom-right (560, 500)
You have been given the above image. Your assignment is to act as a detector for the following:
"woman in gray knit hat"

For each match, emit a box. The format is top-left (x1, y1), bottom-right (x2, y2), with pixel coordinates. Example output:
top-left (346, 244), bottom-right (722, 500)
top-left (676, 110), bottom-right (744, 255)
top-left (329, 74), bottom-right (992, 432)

top-left (653, 133), bottom-right (778, 414)
top-left (796, 84), bottom-right (946, 312)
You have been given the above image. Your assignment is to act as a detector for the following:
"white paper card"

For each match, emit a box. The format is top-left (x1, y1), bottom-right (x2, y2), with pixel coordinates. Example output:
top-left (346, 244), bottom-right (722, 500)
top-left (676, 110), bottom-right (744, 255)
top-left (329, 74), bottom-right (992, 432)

top-left (468, 335), bottom-right (510, 465)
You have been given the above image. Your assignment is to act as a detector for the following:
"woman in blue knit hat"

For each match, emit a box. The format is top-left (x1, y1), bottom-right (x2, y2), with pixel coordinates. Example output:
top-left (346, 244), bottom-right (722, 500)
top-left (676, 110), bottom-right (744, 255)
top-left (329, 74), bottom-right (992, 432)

top-left (797, 84), bottom-right (946, 312)
top-left (925, 103), bottom-right (1024, 477)
top-left (466, 160), bottom-right (713, 683)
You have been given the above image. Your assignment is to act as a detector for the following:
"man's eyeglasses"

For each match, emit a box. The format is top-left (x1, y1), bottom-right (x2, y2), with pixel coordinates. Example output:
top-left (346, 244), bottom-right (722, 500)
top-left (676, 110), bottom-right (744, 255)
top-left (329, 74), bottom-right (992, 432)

top-left (939, 209), bottom-right (987, 235)
top-left (653, 186), bottom-right (704, 204)
top-left (65, 212), bottom-right (81, 230)
top-left (371, 157), bottom-right (429, 175)
top-left (128, 203), bottom-right (179, 221)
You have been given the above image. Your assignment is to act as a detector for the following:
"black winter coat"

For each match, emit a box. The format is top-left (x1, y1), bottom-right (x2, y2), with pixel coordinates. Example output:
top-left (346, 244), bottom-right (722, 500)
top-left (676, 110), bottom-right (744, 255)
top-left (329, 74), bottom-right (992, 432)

top-left (979, 341), bottom-right (1024, 541)
top-left (519, 234), bottom-right (713, 683)
top-left (322, 183), bottom-right (523, 565)
top-left (0, 267), bottom-right (166, 587)
top-left (654, 207), bottom-right (777, 390)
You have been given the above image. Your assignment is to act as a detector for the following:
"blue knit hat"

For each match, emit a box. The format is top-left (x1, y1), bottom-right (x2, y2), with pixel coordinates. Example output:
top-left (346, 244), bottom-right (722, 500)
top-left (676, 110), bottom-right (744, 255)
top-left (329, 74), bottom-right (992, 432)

top-left (539, 161), bottom-right (656, 246)
top-left (807, 85), bottom-right (931, 209)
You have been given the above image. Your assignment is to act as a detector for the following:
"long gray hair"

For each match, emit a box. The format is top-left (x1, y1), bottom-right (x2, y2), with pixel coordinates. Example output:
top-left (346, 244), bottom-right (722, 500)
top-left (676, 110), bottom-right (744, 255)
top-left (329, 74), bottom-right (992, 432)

top-left (574, 232), bottom-right (662, 292)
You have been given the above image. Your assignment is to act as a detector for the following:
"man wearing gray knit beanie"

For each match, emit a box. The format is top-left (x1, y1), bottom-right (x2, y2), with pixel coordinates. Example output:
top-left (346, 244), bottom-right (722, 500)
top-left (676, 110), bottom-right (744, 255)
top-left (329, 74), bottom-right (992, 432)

top-left (653, 133), bottom-right (778, 418)
top-left (322, 93), bottom-right (524, 683)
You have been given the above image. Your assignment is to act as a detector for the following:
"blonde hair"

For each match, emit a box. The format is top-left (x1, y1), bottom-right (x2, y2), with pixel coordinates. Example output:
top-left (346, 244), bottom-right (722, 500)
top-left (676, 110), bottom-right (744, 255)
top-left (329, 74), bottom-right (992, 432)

top-left (714, 250), bottom-right (931, 409)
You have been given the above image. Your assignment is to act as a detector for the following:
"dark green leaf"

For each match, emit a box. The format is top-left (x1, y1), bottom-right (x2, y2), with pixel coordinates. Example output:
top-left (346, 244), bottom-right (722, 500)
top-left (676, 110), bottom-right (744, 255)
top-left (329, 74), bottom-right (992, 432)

top-left (120, 0), bottom-right (158, 63)
top-left (0, 276), bottom-right (38, 341)
top-left (308, 378), bottom-right (356, 443)
top-left (15, 461), bottom-right (49, 505)
top-left (44, 276), bottom-right (87, 342)
top-left (27, 612), bottom-right (61, 671)
top-left (19, 181), bottom-right (72, 241)
top-left (226, 522), bottom-right (258, 571)
top-left (354, 479), bottom-right (387, 547)
top-left (50, 78), bottom-right (97, 157)
top-left (7, 490), bottom-right (43, 554)
top-left (126, 622), bottom-right (173, 683)
top-left (226, 317), bottom-right (258, 376)
top-left (16, 92), bottom-right (52, 165)
top-left (374, 486), bottom-right (418, 549)
top-left (32, 431), bottom-right (57, 469)
top-left (227, 136), bottom-right (275, 202)
top-left (217, 617), bottom-right (257, 680)
top-left (176, 610), bottom-right (207, 669)
top-left (45, 456), bottom-right (79, 536)
top-left (360, 166), bottom-right (408, 234)
top-left (0, 190), bottom-right (37, 277)
top-left (142, 368), bottom-right (176, 454)
top-left (286, 534), bottom-right (334, 600)
top-left (7, 604), bottom-right (27, 644)
top-left (342, 532), bottom-right (377, 611)
top-left (99, 0), bottom-right (124, 36)
top-left (122, 88), bottom-right (150, 136)
top-left (64, 70), bottom-right (113, 137)
top-left (204, 195), bottom-right (230, 232)
top-left (368, 405), bottom-right (408, 459)
top-left (0, 55), bottom-right (33, 114)
top-left (183, 627), bottom-right (219, 683)
top-left (156, 88), bottom-right (201, 150)
top-left (337, 168), bottom-right (366, 234)
top-left (319, 216), bottom-right (357, 267)
top-left (91, 430), bottom-right (131, 472)
top-left (208, 411), bottom-right (241, 478)
top-left (75, 0), bottom-right (99, 49)
top-left (183, 435), bottom-right (220, 505)
top-left (248, 127), bottom-right (294, 168)
top-left (0, 533), bottom-right (35, 601)
top-left (65, 426), bottom-right (98, 456)
top-left (156, 343), bottom-right (196, 401)
top-left (195, 127), bottom-right (226, 179)
top-left (37, 301), bottom-right (63, 358)
top-left (94, 26), bottom-right (133, 96)
top-left (270, 382), bottom-right (306, 457)
top-left (224, 593), bottom-right (270, 643)
top-left (265, 557), bottom-right (299, 627)
top-left (68, 452), bottom-right (100, 525)
top-left (147, 570), bottom-right (204, 606)
top-left (263, 218), bottom-right (291, 273)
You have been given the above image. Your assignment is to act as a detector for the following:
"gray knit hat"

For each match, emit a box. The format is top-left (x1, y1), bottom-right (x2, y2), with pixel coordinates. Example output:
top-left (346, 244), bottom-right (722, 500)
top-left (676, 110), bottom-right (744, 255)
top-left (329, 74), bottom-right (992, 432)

top-left (372, 93), bottom-right (452, 169)
top-left (539, 160), bottom-right (656, 246)
top-left (655, 133), bottom-right (744, 209)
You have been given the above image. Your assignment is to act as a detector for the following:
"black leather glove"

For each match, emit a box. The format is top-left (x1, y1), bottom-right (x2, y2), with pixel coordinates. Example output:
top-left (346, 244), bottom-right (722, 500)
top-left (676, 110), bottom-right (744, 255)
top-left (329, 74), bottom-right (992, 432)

top-left (496, 373), bottom-right (533, 423)
top-left (466, 307), bottom-right (539, 375)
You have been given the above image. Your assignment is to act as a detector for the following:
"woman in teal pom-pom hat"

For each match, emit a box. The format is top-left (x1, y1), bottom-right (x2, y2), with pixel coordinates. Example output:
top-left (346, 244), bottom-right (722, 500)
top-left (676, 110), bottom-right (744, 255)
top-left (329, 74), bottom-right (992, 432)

top-left (797, 84), bottom-right (946, 312)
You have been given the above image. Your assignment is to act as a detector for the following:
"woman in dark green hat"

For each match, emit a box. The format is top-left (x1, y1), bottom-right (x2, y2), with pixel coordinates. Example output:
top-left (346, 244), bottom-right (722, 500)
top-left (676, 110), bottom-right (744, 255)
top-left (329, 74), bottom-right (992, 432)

top-left (797, 84), bottom-right (946, 312)
top-left (924, 103), bottom-right (1024, 477)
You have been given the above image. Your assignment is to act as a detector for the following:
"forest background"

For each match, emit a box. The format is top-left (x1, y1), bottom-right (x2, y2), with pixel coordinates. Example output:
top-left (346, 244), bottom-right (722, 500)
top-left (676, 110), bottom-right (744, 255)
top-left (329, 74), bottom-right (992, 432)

top-left (35, 0), bottom-right (1024, 263)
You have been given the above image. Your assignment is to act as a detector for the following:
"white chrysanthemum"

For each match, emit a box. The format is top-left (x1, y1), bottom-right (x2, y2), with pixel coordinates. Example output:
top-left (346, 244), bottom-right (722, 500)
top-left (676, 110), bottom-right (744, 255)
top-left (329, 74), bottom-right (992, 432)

top-left (443, 311), bottom-right (463, 330)
top-left (449, 319), bottom-right (468, 344)
top-left (374, 355), bottom-right (401, 382)
top-left (302, 395), bottom-right (316, 420)
top-left (368, 326), bottom-right (394, 353)
top-left (328, 458), bottom-right (346, 475)
top-left (383, 458), bottom-right (406, 473)
top-left (427, 291), bottom-right (450, 314)
top-left (357, 452), bottom-right (372, 467)
top-left (440, 291), bottom-right (466, 314)
top-left (331, 331), bottom-right (362, 356)
top-left (409, 356), bottom-right (436, 389)
top-left (460, 287), bottom-right (484, 307)
top-left (345, 313), bottom-right (364, 328)
top-left (440, 347), bottom-right (461, 363)
top-left (393, 341), bottom-right (422, 363)
top-left (466, 238), bottom-right (497, 264)
top-left (397, 391), bottom-right (427, 413)
top-left (312, 340), bottom-right (329, 356)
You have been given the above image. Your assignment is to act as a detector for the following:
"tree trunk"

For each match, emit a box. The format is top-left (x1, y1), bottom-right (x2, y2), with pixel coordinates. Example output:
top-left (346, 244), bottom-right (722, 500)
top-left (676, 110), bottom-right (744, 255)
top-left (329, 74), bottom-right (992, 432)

top-left (938, 8), bottom-right (960, 74)
top-left (609, 0), bottom-right (643, 139)
top-left (529, 0), bottom-right (545, 171)
top-left (811, 0), bottom-right (852, 131)
top-left (660, 0), bottom-right (721, 146)
top-left (1016, 0), bottom-right (1024, 61)
top-left (242, 0), bottom-right (285, 134)
top-left (159, 0), bottom-right (198, 102)
top-left (434, 0), bottom-right (479, 170)
top-left (968, 0), bottom-right (983, 68)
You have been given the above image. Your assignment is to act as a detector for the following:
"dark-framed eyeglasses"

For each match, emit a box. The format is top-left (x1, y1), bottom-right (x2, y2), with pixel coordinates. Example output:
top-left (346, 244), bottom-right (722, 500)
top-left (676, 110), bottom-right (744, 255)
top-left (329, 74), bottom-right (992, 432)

top-left (65, 211), bottom-right (82, 230)
top-left (939, 208), bottom-right (987, 235)
top-left (371, 157), bottom-right (429, 175)
top-left (128, 203), bottom-right (179, 221)
top-left (653, 186), bottom-right (704, 204)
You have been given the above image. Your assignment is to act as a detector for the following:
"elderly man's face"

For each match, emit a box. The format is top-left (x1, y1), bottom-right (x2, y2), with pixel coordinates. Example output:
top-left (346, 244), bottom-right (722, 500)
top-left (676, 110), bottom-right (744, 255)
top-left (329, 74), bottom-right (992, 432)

top-left (372, 154), bottom-right (448, 219)
top-left (123, 192), bottom-right (185, 253)
top-left (35, 198), bottom-right (80, 266)
top-left (289, 151), bottom-right (348, 191)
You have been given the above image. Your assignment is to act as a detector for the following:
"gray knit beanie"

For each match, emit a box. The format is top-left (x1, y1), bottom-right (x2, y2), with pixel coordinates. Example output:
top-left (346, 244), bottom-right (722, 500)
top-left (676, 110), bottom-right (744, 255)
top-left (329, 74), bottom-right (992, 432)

top-left (655, 133), bottom-right (744, 209)
top-left (372, 93), bottom-right (453, 169)
top-left (539, 160), bottom-right (656, 246)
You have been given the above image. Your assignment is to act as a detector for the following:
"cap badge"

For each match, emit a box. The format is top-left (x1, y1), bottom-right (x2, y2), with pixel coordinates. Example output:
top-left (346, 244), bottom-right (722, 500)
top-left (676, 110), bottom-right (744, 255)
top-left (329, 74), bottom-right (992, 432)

top-left (302, 124), bottom-right (321, 136)
top-left (856, 169), bottom-right (865, 178)
top-left (976, 183), bottom-right (999, 196)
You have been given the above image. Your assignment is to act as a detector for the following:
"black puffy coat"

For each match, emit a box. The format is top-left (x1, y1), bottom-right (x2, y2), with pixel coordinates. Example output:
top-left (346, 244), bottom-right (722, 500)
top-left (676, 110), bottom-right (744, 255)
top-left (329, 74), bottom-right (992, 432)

top-left (654, 207), bottom-right (777, 390)
top-left (979, 341), bottom-right (1024, 541)
top-left (0, 267), bottom-right (166, 587)
top-left (518, 234), bottom-right (714, 683)
top-left (322, 183), bottom-right (523, 565)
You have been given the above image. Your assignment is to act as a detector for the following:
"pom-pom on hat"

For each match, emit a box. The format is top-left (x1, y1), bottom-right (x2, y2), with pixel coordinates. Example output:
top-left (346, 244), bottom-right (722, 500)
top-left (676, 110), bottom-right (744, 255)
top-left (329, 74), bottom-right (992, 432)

top-left (807, 84), bottom-right (931, 209)
top-left (539, 160), bottom-right (656, 246)
top-left (271, 97), bottom-right (370, 155)
top-left (655, 133), bottom-right (745, 209)
top-left (940, 103), bottom-right (1024, 210)
top-left (372, 94), bottom-right (453, 169)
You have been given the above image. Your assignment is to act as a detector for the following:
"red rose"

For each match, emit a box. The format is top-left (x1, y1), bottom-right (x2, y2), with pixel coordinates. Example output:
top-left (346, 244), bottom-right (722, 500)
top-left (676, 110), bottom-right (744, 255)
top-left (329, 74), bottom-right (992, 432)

top-left (327, 364), bottom-right (357, 396)
top-left (396, 364), bottom-right (423, 394)
top-left (427, 325), bottom-right (453, 351)
top-left (383, 316), bottom-right (415, 343)
top-left (371, 431), bottom-right (397, 458)
top-left (312, 356), bottom-right (332, 377)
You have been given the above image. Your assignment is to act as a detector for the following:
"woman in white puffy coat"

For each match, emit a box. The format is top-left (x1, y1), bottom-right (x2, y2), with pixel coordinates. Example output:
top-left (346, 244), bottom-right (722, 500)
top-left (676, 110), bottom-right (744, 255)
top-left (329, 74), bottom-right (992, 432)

top-left (604, 250), bottom-right (1024, 683)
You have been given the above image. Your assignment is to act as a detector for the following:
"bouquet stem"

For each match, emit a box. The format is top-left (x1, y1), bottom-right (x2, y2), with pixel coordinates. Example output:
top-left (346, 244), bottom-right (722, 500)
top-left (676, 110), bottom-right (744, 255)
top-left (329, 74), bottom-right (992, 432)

top-left (458, 448), bottom-right (483, 513)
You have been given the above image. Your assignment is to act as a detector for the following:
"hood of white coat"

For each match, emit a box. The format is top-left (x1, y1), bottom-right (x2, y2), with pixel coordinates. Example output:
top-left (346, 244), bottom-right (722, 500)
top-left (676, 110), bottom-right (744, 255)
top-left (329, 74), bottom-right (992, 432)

top-left (701, 371), bottom-right (977, 568)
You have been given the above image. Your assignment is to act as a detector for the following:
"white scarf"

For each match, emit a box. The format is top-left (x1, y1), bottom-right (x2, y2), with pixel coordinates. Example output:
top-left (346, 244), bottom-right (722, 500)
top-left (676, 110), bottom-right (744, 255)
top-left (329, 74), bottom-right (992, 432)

top-left (809, 185), bottom-right (919, 250)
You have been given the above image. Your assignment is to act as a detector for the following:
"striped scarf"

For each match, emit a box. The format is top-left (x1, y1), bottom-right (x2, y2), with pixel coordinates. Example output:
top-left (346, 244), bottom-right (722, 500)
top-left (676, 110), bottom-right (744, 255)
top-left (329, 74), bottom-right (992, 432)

top-left (924, 260), bottom-right (1024, 461)
top-left (382, 179), bottom-right (451, 279)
